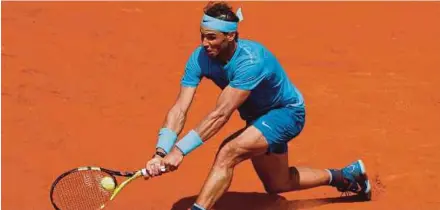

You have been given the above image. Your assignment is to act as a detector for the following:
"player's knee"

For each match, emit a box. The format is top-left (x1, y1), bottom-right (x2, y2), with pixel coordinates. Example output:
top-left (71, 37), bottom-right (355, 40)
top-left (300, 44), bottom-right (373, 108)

top-left (262, 181), bottom-right (292, 194)
top-left (263, 184), bottom-right (295, 194)
top-left (214, 143), bottom-right (245, 169)
top-left (263, 185), bottom-right (282, 194)
top-left (263, 167), bottom-right (301, 194)
top-left (264, 185), bottom-right (280, 194)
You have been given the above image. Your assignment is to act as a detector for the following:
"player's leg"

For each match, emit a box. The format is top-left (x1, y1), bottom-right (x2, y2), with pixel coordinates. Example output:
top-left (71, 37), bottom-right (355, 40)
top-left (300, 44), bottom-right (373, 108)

top-left (251, 106), bottom-right (371, 199)
top-left (191, 126), bottom-right (270, 210)
top-left (251, 152), bottom-right (331, 194)
top-left (250, 106), bottom-right (330, 192)
top-left (252, 154), bottom-right (372, 200)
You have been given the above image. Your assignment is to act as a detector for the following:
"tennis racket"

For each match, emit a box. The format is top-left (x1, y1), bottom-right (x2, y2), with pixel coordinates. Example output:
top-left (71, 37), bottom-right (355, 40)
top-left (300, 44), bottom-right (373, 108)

top-left (50, 166), bottom-right (165, 210)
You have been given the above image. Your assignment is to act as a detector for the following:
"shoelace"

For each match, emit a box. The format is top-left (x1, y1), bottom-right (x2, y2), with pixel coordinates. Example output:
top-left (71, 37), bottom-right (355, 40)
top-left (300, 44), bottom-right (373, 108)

top-left (337, 176), bottom-right (360, 194)
top-left (341, 191), bottom-right (352, 197)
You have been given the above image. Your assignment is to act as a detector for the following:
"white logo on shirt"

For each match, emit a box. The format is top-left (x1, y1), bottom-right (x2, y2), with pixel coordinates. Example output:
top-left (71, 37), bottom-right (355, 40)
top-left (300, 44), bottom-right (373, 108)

top-left (262, 121), bottom-right (272, 130)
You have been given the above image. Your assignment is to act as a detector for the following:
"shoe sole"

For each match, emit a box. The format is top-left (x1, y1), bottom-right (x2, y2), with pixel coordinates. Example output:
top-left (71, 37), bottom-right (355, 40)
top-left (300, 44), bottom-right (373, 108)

top-left (357, 159), bottom-right (372, 201)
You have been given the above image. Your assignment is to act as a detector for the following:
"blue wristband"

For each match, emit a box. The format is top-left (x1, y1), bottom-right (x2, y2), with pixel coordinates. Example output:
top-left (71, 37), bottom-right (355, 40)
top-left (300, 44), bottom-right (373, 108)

top-left (175, 130), bottom-right (203, 156)
top-left (156, 128), bottom-right (178, 154)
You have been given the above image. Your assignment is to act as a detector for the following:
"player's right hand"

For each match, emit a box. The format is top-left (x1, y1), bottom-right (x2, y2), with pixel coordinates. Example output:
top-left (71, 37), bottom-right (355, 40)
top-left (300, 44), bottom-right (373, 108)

top-left (146, 156), bottom-right (164, 177)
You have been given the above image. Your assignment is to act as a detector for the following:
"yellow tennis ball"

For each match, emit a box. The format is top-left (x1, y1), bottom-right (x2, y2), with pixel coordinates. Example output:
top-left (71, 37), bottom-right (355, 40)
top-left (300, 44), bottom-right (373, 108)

top-left (100, 176), bottom-right (115, 191)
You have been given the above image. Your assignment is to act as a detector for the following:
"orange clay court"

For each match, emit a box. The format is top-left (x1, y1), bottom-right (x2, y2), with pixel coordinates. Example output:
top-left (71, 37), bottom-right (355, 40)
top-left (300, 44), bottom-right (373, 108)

top-left (2, 2), bottom-right (440, 210)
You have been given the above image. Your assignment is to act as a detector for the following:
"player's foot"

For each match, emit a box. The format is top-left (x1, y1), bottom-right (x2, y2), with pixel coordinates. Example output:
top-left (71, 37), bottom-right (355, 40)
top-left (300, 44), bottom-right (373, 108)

top-left (331, 160), bottom-right (372, 200)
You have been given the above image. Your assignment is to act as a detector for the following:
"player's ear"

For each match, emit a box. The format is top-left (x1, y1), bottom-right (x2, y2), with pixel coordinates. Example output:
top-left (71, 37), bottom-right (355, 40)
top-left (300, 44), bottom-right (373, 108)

top-left (226, 32), bottom-right (236, 42)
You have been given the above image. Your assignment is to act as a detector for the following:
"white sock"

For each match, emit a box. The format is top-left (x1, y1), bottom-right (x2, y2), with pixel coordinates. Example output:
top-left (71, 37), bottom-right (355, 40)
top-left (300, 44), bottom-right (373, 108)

top-left (193, 203), bottom-right (206, 210)
top-left (325, 169), bottom-right (332, 185)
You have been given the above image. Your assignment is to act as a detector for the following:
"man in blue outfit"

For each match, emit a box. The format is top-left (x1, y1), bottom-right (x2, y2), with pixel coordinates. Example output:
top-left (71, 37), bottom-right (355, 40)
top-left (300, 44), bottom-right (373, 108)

top-left (146, 2), bottom-right (371, 210)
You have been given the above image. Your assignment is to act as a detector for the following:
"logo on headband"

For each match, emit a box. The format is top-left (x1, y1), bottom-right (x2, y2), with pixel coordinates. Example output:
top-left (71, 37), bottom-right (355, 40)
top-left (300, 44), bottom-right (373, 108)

top-left (200, 8), bottom-right (244, 33)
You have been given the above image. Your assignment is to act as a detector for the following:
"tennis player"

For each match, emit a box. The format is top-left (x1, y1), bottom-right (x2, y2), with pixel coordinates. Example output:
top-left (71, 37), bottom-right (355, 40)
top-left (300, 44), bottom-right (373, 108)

top-left (146, 2), bottom-right (371, 210)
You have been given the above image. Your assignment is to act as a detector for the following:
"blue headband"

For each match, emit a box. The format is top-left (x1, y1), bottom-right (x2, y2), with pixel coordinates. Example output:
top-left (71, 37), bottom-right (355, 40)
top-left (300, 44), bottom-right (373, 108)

top-left (201, 8), bottom-right (244, 32)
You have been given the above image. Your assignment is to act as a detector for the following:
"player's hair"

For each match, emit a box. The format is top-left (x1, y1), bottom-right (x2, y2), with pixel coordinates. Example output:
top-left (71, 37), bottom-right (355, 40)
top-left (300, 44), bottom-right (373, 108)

top-left (204, 1), bottom-right (239, 41)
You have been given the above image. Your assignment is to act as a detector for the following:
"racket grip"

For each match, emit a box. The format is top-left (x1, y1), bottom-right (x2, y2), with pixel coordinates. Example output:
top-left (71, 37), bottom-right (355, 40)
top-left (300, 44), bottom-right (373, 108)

top-left (141, 168), bottom-right (149, 177)
top-left (141, 166), bottom-right (166, 177)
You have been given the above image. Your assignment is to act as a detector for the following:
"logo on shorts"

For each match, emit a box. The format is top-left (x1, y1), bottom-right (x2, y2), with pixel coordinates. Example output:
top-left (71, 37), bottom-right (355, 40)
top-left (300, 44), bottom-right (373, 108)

top-left (261, 121), bottom-right (272, 130)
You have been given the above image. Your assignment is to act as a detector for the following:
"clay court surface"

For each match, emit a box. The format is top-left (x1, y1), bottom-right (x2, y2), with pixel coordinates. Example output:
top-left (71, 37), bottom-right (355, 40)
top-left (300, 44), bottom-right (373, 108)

top-left (2, 2), bottom-right (440, 209)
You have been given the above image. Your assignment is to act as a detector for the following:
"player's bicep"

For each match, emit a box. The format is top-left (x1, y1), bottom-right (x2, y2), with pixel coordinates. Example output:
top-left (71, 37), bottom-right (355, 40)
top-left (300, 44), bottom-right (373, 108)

top-left (215, 85), bottom-right (251, 116)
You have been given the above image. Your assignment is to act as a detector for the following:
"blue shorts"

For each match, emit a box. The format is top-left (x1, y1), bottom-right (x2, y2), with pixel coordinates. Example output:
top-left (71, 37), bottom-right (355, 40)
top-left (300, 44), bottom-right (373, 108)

top-left (247, 105), bottom-right (305, 154)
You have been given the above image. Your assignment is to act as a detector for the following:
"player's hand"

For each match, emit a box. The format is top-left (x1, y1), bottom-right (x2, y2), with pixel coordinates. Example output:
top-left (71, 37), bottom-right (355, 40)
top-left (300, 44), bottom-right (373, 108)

top-left (162, 147), bottom-right (184, 172)
top-left (146, 156), bottom-right (164, 177)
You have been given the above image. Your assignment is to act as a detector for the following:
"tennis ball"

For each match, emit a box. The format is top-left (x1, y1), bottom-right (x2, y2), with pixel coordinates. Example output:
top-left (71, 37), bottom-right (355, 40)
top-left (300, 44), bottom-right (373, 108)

top-left (100, 176), bottom-right (115, 191)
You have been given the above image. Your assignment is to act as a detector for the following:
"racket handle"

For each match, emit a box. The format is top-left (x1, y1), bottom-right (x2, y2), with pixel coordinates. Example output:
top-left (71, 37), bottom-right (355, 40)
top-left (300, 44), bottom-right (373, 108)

top-left (141, 166), bottom-right (166, 177)
top-left (141, 169), bottom-right (149, 177)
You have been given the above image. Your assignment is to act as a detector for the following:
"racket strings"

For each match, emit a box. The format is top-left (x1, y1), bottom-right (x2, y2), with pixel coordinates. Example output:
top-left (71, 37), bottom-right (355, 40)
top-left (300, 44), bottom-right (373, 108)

top-left (52, 170), bottom-right (113, 210)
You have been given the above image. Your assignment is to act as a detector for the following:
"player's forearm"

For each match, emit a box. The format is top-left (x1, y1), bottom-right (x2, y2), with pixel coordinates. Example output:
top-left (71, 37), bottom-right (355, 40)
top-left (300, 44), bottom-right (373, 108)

top-left (194, 109), bottom-right (230, 142)
top-left (172, 85), bottom-right (247, 156)
top-left (171, 108), bottom-right (230, 157)
top-left (155, 106), bottom-right (187, 155)
top-left (163, 105), bottom-right (187, 135)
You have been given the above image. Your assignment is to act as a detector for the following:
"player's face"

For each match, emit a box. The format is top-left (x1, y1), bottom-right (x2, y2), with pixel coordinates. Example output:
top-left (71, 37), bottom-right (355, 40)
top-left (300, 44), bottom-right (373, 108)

top-left (200, 27), bottom-right (233, 58)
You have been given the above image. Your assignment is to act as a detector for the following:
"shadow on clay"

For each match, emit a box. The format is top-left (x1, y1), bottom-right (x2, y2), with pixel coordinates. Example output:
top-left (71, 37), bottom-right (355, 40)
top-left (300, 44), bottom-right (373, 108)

top-left (171, 191), bottom-right (369, 210)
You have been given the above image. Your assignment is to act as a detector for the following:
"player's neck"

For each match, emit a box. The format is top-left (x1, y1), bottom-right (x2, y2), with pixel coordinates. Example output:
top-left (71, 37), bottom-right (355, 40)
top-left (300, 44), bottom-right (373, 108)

top-left (217, 42), bottom-right (237, 64)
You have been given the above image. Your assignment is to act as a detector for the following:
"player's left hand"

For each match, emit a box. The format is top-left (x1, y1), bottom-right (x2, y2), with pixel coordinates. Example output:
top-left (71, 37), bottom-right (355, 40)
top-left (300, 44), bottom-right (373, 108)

top-left (162, 147), bottom-right (184, 172)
